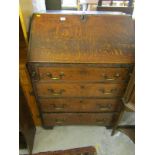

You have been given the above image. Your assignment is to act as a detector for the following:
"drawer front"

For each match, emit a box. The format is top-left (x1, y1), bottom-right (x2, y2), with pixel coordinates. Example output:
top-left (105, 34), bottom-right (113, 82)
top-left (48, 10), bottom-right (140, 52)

top-left (42, 113), bottom-right (118, 126)
top-left (35, 83), bottom-right (126, 98)
top-left (37, 66), bottom-right (129, 82)
top-left (39, 98), bottom-right (122, 112)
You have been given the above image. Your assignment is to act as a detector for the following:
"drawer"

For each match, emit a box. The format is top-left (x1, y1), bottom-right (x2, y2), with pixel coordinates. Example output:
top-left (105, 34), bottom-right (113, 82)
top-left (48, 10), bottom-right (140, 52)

top-left (35, 83), bottom-right (126, 98)
top-left (39, 98), bottom-right (122, 112)
top-left (34, 66), bottom-right (129, 82)
top-left (42, 113), bottom-right (118, 126)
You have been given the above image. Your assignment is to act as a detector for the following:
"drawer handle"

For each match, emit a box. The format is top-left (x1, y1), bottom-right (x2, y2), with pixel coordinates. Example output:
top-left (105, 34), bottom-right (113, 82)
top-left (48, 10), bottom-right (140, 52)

top-left (102, 73), bottom-right (120, 81)
top-left (103, 92), bottom-right (113, 95)
top-left (48, 89), bottom-right (65, 96)
top-left (46, 72), bottom-right (64, 80)
top-left (97, 104), bottom-right (112, 110)
top-left (50, 104), bottom-right (66, 110)
top-left (55, 118), bottom-right (65, 124)
top-left (99, 88), bottom-right (117, 95)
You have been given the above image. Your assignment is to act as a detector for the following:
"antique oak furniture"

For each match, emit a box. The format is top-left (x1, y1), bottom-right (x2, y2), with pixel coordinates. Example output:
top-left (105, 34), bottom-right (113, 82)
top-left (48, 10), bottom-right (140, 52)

top-left (27, 11), bottom-right (135, 128)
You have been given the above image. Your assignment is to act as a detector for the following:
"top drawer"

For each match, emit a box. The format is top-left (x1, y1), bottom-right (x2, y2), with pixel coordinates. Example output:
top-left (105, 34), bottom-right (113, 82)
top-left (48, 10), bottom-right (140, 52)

top-left (29, 65), bottom-right (130, 82)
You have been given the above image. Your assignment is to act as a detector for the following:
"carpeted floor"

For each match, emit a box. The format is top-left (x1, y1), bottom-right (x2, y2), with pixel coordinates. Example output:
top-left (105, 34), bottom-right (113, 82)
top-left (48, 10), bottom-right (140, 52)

top-left (20, 126), bottom-right (134, 155)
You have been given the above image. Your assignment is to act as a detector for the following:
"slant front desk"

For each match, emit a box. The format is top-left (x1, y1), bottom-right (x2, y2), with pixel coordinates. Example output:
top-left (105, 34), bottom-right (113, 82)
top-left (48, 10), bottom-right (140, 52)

top-left (27, 11), bottom-right (135, 128)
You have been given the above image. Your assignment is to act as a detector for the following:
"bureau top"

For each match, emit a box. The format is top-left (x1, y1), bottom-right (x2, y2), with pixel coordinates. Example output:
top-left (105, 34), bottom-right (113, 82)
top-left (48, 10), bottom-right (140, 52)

top-left (28, 11), bottom-right (135, 64)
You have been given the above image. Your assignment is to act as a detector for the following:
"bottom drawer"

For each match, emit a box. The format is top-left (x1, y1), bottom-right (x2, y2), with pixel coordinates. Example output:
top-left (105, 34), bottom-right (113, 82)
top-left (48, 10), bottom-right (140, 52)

top-left (42, 113), bottom-right (118, 127)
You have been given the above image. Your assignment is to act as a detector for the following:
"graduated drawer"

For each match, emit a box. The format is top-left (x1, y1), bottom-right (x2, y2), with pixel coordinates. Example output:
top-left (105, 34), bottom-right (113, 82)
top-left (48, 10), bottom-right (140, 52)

top-left (42, 113), bottom-right (118, 126)
top-left (35, 83), bottom-right (126, 98)
top-left (39, 98), bottom-right (122, 112)
top-left (32, 65), bottom-right (130, 82)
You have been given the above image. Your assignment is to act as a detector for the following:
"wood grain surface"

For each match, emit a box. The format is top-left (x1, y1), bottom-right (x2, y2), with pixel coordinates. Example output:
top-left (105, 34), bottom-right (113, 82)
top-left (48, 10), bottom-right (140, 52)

top-left (35, 83), bottom-right (126, 98)
top-left (39, 98), bottom-right (122, 112)
top-left (28, 13), bottom-right (134, 63)
top-left (27, 12), bottom-right (135, 127)
top-left (37, 66), bottom-right (130, 82)
top-left (42, 113), bottom-right (118, 126)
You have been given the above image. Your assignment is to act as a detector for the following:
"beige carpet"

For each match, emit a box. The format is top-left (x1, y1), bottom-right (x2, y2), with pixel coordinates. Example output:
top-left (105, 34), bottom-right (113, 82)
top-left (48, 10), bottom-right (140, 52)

top-left (20, 126), bottom-right (134, 155)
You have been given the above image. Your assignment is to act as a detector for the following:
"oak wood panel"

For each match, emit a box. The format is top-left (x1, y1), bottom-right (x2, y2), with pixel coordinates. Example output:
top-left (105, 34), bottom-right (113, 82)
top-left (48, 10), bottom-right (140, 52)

top-left (27, 12), bottom-right (135, 127)
top-left (20, 80), bottom-right (41, 126)
top-left (42, 113), bottom-right (118, 126)
top-left (37, 66), bottom-right (129, 82)
top-left (39, 98), bottom-right (122, 112)
top-left (19, 47), bottom-right (41, 126)
top-left (35, 83), bottom-right (126, 98)
top-left (28, 13), bottom-right (135, 64)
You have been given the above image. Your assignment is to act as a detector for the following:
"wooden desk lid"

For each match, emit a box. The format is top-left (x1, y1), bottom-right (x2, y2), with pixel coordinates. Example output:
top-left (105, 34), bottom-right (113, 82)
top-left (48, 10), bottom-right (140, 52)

top-left (28, 11), bottom-right (135, 64)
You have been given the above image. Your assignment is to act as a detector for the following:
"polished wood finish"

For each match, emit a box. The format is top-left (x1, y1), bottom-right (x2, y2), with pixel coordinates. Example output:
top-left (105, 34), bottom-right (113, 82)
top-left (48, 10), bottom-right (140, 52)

top-left (28, 12), bottom-right (134, 64)
top-left (37, 66), bottom-right (130, 82)
top-left (43, 113), bottom-right (118, 126)
top-left (28, 63), bottom-right (133, 81)
top-left (39, 98), bottom-right (122, 112)
top-left (35, 83), bottom-right (126, 98)
top-left (27, 12), bottom-right (134, 128)
top-left (20, 59), bottom-right (41, 126)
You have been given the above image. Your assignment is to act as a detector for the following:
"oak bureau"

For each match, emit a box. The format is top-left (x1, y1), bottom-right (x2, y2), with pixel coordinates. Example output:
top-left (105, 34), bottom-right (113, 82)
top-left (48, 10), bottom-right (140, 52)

top-left (27, 11), bottom-right (135, 128)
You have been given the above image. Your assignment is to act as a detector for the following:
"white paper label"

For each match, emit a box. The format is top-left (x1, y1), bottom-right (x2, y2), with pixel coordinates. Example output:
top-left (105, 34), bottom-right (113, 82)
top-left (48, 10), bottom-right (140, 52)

top-left (60, 17), bottom-right (66, 21)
